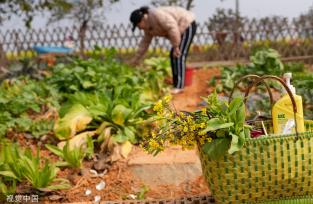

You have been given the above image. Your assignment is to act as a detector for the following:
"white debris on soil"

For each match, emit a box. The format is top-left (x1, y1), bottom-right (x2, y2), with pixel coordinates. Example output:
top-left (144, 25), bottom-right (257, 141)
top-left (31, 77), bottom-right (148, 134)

top-left (85, 189), bottom-right (92, 196)
top-left (96, 180), bottom-right (106, 191)
top-left (89, 169), bottom-right (108, 177)
top-left (89, 169), bottom-right (98, 177)
top-left (48, 195), bottom-right (62, 201)
top-left (128, 194), bottom-right (137, 200)
top-left (94, 195), bottom-right (101, 203)
top-left (98, 169), bottom-right (108, 177)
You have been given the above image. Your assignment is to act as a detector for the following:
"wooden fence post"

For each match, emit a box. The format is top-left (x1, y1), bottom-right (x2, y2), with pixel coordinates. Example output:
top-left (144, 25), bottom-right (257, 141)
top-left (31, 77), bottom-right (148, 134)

top-left (0, 42), bottom-right (7, 68)
top-left (79, 20), bottom-right (88, 56)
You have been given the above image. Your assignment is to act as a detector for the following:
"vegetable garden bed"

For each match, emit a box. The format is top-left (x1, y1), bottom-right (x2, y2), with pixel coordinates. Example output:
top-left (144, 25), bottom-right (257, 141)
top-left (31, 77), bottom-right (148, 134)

top-left (0, 56), bottom-right (215, 203)
top-left (1, 49), bottom-right (313, 204)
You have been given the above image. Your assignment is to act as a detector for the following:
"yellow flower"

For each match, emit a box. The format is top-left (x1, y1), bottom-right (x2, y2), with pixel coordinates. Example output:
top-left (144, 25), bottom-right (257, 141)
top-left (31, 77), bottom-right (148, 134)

top-left (151, 131), bottom-right (157, 138)
top-left (163, 95), bottom-right (172, 103)
top-left (183, 126), bottom-right (188, 133)
top-left (153, 101), bottom-right (163, 112)
top-left (198, 137), bottom-right (205, 145)
top-left (168, 112), bottom-right (174, 118)
top-left (149, 140), bottom-right (159, 149)
top-left (190, 125), bottom-right (196, 131)
top-left (179, 112), bottom-right (185, 118)
top-left (201, 108), bottom-right (207, 115)
top-left (157, 111), bottom-right (163, 116)
top-left (199, 123), bottom-right (206, 128)
top-left (178, 125), bottom-right (183, 130)
top-left (206, 137), bottom-right (213, 143)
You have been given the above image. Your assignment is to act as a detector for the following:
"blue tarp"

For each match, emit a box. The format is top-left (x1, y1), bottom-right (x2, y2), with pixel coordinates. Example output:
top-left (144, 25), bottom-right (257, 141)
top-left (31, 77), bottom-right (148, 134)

top-left (33, 46), bottom-right (73, 54)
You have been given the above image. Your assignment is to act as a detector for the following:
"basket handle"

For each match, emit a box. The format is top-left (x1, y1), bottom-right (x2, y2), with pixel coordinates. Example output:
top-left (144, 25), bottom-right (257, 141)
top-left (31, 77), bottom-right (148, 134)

top-left (228, 74), bottom-right (274, 106)
top-left (244, 75), bottom-right (299, 138)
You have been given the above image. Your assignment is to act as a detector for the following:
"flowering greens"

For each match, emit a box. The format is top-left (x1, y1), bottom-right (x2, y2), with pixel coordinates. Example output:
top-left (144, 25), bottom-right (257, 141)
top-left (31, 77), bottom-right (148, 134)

top-left (143, 92), bottom-right (251, 160)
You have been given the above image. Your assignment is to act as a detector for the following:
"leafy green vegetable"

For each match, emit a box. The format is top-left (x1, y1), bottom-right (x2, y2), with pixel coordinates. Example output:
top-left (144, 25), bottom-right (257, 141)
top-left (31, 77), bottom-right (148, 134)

top-left (144, 92), bottom-right (251, 160)
top-left (45, 141), bottom-right (88, 169)
top-left (58, 87), bottom-right (152, 145)
top-left (0, 141), bottom-right (70, 193)
top-left (47, 54), bottom-right (147, 94)
top-left (201, 92), bottom-right (250, 160)
top-left (0, 142), bottom-right (25, 182)
top-left (200, 118), bottom-right (234, 133)
top-left (141, 57), bottom-right (171, 101)
top-left (54, 104), bottom-right (92, 140)
top-left (293, 72), bottom-right (313, 119)
top-left (136, 185), bottom-right (149, 200)
top-left (19, 151), bottom-right (70, 191)
top-left (29, 119), bottom-right (54, 138)
top-left (202, 138), bottom-right (231, 160)
top-left (111, 105), bottom-right (132, 125)
top-left (0, 78), bottom-right (61, 139)
top-left (0, 179), bottom-right (16, 196)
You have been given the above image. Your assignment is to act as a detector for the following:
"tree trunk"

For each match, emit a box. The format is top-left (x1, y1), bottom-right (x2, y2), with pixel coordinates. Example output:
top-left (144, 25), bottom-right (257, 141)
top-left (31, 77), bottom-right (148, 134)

top-left (185, 0), bottom-right (194, 10)
top-left (79, 20), bottom-right (88, 56)
top-left (0, 42), bottom-right (7, 68)
top-left (215, 32), bottom-right (227, 46)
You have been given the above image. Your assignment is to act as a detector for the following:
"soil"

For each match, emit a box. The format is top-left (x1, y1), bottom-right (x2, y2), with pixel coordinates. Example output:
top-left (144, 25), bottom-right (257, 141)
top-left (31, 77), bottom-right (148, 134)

top-left (9, 67), bottom-right (220, 204)
top-left (172, 67), bottom-right (220, 112)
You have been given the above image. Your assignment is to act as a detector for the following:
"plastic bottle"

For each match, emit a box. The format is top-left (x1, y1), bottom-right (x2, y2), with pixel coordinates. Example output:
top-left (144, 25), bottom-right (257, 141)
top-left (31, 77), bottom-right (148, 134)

top-left (272, 73), bottom-right (305, 134)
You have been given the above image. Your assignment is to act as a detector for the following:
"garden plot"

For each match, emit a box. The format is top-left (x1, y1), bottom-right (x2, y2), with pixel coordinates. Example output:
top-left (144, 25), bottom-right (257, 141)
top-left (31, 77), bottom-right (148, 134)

top-left (1, 49), bottom-right (313, 204)
top-left (0, 65), bottom-right (215, 203)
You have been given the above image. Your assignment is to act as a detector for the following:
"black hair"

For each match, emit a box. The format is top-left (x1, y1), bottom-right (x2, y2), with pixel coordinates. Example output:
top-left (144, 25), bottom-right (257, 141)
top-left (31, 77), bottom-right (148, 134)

top-left (139, 6), bottom-right (149, 14)
top-left (130, 6), bottom-right (150, 32)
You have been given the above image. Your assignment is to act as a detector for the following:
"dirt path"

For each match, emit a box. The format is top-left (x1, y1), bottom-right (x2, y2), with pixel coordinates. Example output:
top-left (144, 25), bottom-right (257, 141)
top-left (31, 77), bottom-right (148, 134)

top-left (172, 67), bottom-right (220, 111)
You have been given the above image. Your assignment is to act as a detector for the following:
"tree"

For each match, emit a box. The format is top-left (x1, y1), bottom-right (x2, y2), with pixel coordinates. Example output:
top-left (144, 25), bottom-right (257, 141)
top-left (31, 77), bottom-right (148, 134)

top-left (0, 0), bottom-right (34, 27)
top-left (257, 16), bottom-right (288, 41)
top-left (0, 0), bottom-right (37, 68)
top-left (0, 1), bottom-right (71, 67)
top-left (0, 0), bottom-right (71, 27)
top-left (208, 8), bottom-right (246, 45)
top-left (48, 0), bottom-right (119, 54)
top-left (151, 0), bottom-right (195, 10)
top-left (294, 5), bottom-right (313, 38)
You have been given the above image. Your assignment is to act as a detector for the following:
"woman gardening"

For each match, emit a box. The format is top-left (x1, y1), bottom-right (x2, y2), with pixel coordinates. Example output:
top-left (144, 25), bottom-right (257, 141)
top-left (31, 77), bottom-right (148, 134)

top-left (129, 6), bottom-right (197, 94)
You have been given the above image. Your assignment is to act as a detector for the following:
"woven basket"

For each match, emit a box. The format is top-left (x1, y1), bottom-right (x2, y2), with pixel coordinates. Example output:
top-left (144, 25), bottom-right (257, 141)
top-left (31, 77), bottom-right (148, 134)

top-left (199, 121), bottom-right (313, 204)
top-left (260, 196), bottom-right (313, 204)
top-left (198, 75), bottom-right (313, 203)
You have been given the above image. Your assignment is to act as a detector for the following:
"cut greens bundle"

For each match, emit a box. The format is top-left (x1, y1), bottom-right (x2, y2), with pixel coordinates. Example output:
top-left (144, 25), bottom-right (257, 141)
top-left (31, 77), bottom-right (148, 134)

top-left (142, 92), bottom-right (251, 160)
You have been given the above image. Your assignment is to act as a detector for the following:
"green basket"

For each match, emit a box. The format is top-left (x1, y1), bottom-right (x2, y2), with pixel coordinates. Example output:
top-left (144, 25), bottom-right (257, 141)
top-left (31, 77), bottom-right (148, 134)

top-left (258, 195), bottom-right (313, 204)
top-left (199, 74), bottom-right (313, 203)
top-left (199, 120), bottom-right (313, 204)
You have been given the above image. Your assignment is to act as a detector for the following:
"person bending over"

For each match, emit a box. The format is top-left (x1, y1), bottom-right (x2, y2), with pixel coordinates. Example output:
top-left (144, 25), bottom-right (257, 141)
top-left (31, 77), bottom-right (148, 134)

top-left (129, 6), bottom-right (197, 94)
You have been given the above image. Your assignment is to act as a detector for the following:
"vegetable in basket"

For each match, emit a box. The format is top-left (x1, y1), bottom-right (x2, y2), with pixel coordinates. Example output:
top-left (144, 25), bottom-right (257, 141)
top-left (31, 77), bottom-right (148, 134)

top-left (142, 92), bottom-right (251, 160)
